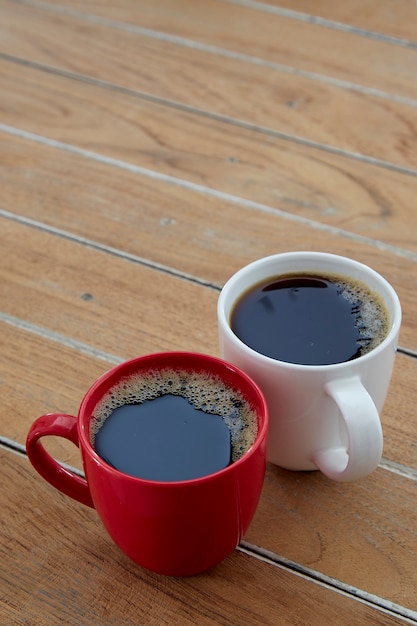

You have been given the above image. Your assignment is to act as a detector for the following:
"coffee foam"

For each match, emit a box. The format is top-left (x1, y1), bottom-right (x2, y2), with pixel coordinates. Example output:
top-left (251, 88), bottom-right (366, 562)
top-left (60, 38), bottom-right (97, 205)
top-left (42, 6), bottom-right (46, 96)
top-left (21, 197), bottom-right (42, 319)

top-left (328, 273), bottom-right (390, 355)
top-left (91, 367), bottom-right (258, 463)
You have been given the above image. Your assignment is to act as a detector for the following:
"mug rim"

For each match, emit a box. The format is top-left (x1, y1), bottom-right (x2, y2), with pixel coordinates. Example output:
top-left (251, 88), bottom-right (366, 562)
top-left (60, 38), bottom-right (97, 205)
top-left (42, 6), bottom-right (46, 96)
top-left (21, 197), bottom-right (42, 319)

top-left (77, 351), bottom-right (269, 486)
top-left (218, 251), bottom-right (402, 372)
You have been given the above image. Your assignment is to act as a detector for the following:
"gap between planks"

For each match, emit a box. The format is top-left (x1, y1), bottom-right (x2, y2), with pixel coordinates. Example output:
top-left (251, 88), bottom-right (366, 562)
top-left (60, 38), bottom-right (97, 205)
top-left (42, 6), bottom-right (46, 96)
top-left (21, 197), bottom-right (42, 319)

top-left (18, 0), bottom-right (417, 50)
top-left (1, 310), bottom-right (417, 485)
top-left (2, 49), bottom-right (417, 180)
top-left (14, 0), bottom-right (417, 108)
top-left (3, 4), bottom-right (417, 622)
top-left (238, 541), bottom-right (417, 624)
top-left (223, 0), bottom-right (417, 49)
top-left (6, 0), bottom-right (417, 112)
top-left (2, 200), bottom-right (417, 385)
top-left (2, 52), bottom-right (417, 177)
top-left (2, 127), bottom-right (417, 267)
top-left (1, 437), bottom-right (416, 624)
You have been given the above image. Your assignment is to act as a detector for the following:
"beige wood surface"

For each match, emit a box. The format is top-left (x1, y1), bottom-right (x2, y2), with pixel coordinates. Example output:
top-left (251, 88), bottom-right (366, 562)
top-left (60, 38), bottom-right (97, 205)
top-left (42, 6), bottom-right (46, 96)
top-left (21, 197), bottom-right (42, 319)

top-left (2, 449), bottom-right (408, 626)
top-left (1, 319), bottom-right (417, 609)
top-left (1, 68), bottom-right (417, 252)
top-left (3, 169), bottom-right (417, 352)
top-left (259, 0), bottom-right (417, 40)
top-left (2, 1), bottom-right (417, 170)
top-left (2, 312), bottom-right (417, 474)
top-left (21, 0), bottom-right (417, 98)
top-left (2, 0), bottom-right (417, 624)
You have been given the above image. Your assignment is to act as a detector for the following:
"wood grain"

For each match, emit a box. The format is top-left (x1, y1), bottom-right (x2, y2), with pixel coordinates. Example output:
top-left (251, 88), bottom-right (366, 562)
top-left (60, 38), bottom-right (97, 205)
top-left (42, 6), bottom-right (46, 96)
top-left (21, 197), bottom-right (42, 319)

top-left (382, 352), bottom-right (417, 469)
top-left (0, 321), bottom-right (110, 471)
top-left (0, 314), bottom-right (417, 470)
top-left (0, 219), bottom-right (219, 359)
top-left (28, 0), bottom-right (417, 98)
top-left (2, 0), bottom-right (417, 623)
top-left (2, 160), bottom-right (417, 353)
top-left (1, 449), bottom-right (406, 625)
top-left (258, 0), bottom-right (417, 41)
top-left (247, 464), bottom-right (417, 606)
top-left (1, 322), bottom-right (417, 610)
top-left (1, 66), bottom-right (417, 252)
top-left (2, 2), bottom-right (417, 170)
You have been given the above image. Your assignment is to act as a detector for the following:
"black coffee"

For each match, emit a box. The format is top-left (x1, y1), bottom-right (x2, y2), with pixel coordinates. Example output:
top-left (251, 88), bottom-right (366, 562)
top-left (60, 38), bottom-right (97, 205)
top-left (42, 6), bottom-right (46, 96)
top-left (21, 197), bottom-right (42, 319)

top-left (91, 368), bottom-right (257, 482)
top-left (231, 272), bottom-right (389, 366)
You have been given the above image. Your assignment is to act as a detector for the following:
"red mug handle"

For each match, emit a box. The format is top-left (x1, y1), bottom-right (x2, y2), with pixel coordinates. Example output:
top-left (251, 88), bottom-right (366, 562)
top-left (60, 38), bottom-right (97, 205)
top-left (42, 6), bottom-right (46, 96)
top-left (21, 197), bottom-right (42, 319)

top-left (26, 413), bottom-right (94, 508)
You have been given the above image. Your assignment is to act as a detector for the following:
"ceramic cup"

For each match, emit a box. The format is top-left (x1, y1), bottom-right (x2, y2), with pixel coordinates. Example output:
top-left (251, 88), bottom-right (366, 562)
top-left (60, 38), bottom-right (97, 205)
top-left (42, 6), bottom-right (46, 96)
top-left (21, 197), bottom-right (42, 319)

top-left (218, 252), bottom-right (401, 482)
top-left (26, 352), bottom-right (268, 576)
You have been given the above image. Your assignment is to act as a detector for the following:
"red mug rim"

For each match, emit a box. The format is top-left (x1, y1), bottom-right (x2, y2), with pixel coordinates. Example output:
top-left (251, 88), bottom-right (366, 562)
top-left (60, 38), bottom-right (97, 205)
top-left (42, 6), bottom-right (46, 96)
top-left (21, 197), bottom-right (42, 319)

top-left (77, 351), bottom-right (269, 486)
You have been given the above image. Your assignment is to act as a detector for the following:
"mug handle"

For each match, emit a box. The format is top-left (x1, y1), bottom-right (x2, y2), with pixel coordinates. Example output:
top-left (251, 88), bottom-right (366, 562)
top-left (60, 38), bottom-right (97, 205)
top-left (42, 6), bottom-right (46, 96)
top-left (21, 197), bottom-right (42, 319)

top-left (26, 413), bottom-right (94, 508)
top-left (311, 377), bottom-right (383, 482)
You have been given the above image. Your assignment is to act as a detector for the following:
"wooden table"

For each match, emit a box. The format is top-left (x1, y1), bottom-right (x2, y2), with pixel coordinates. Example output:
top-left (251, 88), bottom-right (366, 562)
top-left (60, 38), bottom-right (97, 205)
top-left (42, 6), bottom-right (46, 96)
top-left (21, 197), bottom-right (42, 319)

top-left (1, 1), bottom-right (417, 623)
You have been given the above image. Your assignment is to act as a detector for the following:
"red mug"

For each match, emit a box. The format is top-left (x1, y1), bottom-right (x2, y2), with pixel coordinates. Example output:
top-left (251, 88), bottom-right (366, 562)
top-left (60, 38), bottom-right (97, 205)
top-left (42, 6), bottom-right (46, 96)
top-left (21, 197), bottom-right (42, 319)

top-left (26, 352), bottom-right (268, 576)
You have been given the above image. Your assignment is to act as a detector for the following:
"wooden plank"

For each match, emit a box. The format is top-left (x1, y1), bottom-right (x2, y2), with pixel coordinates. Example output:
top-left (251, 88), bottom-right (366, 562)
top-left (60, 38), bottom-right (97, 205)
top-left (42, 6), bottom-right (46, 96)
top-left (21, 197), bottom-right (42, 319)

top-left (246, 462), bottom-right (417, 609)
top-left (1, 269), bottom-right (416, 610)
top-left (0, 322), bottom-right (109, 471)
top-left (2, 3), bottom-right (417, 171)
top-left (28, 0), bottom-right (417, 98)
top-left (1, 317), bottom-right (416, 471)
top-left (2, 2), bottom-right (415, 624)
top-left (2, 151), bottom-right (417, 354)
top-left (1, 68), bottom-right (417, 252)
top-left (258, 0), bottom-right (417, 41)
top-left (0, 308), bottom-right (417, 470)
top-left (1, 239), bottom-right (417, 611)
top-left (382, 352), bottom-right (417, 470)
top-left (1, 449), bottom-right (406, 625)
top-left (0, 219), bottom-right (220, 360)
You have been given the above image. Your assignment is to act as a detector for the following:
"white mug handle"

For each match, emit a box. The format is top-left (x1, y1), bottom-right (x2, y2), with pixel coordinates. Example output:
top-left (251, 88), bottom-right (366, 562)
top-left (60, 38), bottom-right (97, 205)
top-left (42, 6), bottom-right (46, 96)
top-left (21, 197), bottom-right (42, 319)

top-left (311, 377), bottom-right (383, 482)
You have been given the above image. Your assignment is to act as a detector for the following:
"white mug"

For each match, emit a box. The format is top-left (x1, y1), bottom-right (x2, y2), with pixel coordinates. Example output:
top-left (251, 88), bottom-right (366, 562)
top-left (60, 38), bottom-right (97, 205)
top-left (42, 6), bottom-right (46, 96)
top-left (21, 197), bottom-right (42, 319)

top-left (217, 252), bottom-right (402, 482)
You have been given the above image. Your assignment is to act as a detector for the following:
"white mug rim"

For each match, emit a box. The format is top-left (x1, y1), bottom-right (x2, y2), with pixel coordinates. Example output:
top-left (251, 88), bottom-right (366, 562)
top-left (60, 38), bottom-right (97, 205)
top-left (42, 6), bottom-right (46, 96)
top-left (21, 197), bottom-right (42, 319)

top-left (218, 251), bottom-right (402, 372)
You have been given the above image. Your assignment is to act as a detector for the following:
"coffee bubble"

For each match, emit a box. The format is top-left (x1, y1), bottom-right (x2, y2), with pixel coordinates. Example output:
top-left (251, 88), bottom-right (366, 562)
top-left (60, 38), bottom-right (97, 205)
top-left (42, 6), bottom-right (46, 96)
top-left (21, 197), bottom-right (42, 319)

top-left (91, 367), bottom-right (258, 463)
top-left (330, 274), bottom-right (390, 356)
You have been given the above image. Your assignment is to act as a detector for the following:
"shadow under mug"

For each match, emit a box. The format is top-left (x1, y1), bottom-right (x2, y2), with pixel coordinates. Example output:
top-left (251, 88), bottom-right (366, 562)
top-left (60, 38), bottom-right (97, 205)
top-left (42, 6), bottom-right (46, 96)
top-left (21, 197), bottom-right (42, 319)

top-left (26, 352), bottom-right (268, 576)
top-left (218, 252), bottom-right (402, 482)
